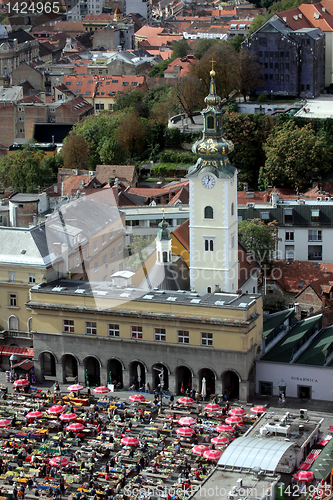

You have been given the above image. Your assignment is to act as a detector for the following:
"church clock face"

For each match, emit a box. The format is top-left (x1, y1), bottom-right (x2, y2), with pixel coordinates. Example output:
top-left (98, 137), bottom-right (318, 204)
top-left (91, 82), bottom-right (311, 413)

top-left (202, 174), bottom-right (215, 189)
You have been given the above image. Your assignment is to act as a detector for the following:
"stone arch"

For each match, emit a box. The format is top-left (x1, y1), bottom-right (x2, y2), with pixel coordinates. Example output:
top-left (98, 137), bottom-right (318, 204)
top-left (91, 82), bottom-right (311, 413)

top-left (152, 362), bottom-right (170, 392)
top-left (8, 315), bottom-right (19, 331)
top-left (83, 355), bottom-right (101, 387)
top-left (129, 359), bottom-right (147, 390)
top-left (61, 353), bottom-right (79, 383)
top-left (39, 351), bottom-right (57, 378)
top-left (221, 369), bottom-right (241, 400)
top-left (175, 364), bottom-right (194, 395)
top-left (107, 357), bottom-right (124, 388)
top-left (198, 367), bottom-right (217, 397)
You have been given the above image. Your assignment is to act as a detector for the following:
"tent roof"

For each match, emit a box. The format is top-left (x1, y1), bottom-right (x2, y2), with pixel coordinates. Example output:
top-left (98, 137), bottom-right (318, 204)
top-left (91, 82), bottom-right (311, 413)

top-left (218, 437), bottom-right (295, 472)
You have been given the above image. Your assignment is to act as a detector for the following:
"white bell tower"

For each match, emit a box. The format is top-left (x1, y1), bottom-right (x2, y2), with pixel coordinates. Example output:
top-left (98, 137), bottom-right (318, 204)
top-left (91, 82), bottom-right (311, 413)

top-left (187, 67), bottom-right (238, 293)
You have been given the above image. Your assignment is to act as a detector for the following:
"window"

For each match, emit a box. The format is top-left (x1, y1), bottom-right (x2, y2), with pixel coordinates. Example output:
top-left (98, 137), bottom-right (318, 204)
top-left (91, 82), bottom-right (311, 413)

top-left (269, 62), bottom-right (273, 69)
top-left (94, 261), bottom-right (99, 272)
top-left (285, 74), bottom-right (289, 81)
top-left (28, 273), bottom-right (35, 283)
top-left (102, 254), bottom-right (107, 266)
top-left (286, 63), bottom-right (289, 70)
top-left (275, 62), bottom-right (279, 69)
top-left (275, 74), bottom-right (279, 80)
top-left (231, 202), bottom-right (234, 216)
top-left (308, 245), bottom-right (322, 261)
top-left (261, 212), bottom-right (269, 221)
top-left (308, 230), bottom-right (322, 241)
top-left (285, 231), bottom-right (294, 241)
top-left (269, 74), bottom-right (273, 80)
top-left (231, 234), bottom-right (235, 249)
top-left (259, 51), bottom-right (263, 57)
top-left (86, 321), bottom-right (97, 335)
top-left (131, 326), bottom-right (142, 339)
top-left (201, 332), bottom-right (213, 346)
top-left (274, 51), bottom-right (279, 58)
top-left (93, 239), bottom-right (98, 251)
top-left (270, 51), bottom-right (273, 57)
top-left (9, 294), bottom-right (17, 307)
top-left (259, 37), bottom-right (267, 46)
top-left (204, 238), bottom-right (214, 252)
top-left (8, 272), bottom-right (15, 282)
top-left (154, 328), bottom-right (166, 341)
top-left (207, 286), bottom-right (212, 293)
top-left (118, 223), bottom-right (122, 234)
top-left (95, 103), bottom-right (104, 110)
top-left (118, 243), bottom-right (123, 254)
top-left (110, 228), bottom-right (114, 239)
top-left (284, 208), bottom-right (293, 224)
top-left (264, 51), bottom-right (268, 57)
top-left (207, 115), bottom-right (214, 129)
top-left (285, 245), bottom-right (294, 260)
top-left (111, 248), bottom-right (115, 260)
top-left (280, 51), bottom-right (284, 57)
top-left (311, 209), bottom-right (320, 222)
top-left (281, 75), bottom-right (284, 81)
top-left (280, 63), bottom-right (284, 69)
top-left (286, 51), bottom-right (289, 58)
top-left (204, 206), bottom-right (214, 219)
top-left (178, 330), bottom-right (189, 344)
top-left (108, 324), bottom-right (119, 337)
top-left (63, 319), bottom-right (74, 333)
top-left (102, 234), bottom-right (106, 245)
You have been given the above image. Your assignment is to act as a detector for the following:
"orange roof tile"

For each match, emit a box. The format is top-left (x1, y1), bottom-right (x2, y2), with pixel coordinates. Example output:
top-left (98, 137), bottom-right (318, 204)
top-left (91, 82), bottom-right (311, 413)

top-left (267, 260), bottom-right (333, 294)
top-left (172, 218), bottom-right (189, 251)
top-left (62, 74), bottom-right (98, 98)
top-left (95, 75), bottom-right (147, 97)
top-left (95, 165), bottom-right (137, 187)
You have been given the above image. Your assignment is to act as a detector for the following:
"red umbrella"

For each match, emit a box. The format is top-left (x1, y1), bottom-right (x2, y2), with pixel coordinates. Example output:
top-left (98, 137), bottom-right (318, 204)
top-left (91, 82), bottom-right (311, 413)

top-left (211, 436), bottom-right (229, 446)
top-left (250, 406), bottom-right (267, 415)
top-left (47, 405), bottom-right (64, 416)
top-left (180, 382), bottom-right (184, 393)
top-left (177, 397), bottom-right (194, 406)
top-left (176, 426), bottom-right (195, 437)
top-left (13, 379), bottom-right (29, 387)
top-left (26, 411), bottom-right (44, 419)
top-left (192, 445), bottom-right (209, 456)
top-left (59, 413), bottom-right (77, 422)
top-left (121, 436), bottom-right (140, 447)
top-left (216, 424), bottom-right (235, 433)
top-left (67, 422), bottom-right (85, 432)
top-left (49, 456), bottom-right (70, 467)
top-left (204, 403), bottom-right (220, 412)
top-left (128, 394), bottom-right (146, 403)
top-left (225, 416), bottom-right (243, 425)
top-left (203, 449), bottom-right (222, 461)
top-left (93, 386), bottom-right (110, 394)
top-left (293, 471), bottom-right (314, 482)
top-left (178, 416), bottom-right (197, 426)
top-left (229, 408), bottom-right (246, 417)
top-left (0, 419), bottom-right (11, 428)
top-left (67, 384), bottom-right (84, 392)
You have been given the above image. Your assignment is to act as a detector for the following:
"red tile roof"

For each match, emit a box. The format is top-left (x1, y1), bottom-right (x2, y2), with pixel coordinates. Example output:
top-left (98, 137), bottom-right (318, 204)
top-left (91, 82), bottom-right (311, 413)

top-left (95, 165), bottom-right (137, 187)
top-left (61, 173), bottom-right (97, 196)
top-left (267, 260), bottom-right (333, 294)
top-left (167, 186), bottom-right (189, 205)
top-left (62, 74), bottom-right (147, 98)
top-left (277, 3), bottom-right (333, 31)
top-left (172, 218), bottom-right (189, 251)
top-left (127, 180), bottom-right (189, 200)
top-left (83, 14), bottom-right (114, 21)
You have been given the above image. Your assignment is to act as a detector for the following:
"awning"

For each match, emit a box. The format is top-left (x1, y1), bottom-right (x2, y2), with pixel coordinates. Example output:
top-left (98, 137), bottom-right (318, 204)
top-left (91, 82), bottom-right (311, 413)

top-left (310, 438), bottom-right (333, 480)
top-left (0, 346), bottom-right (33, 358)
top-left (11, 359), bottom-right (34, 371)
top-left (218, 436), bottom-right (295, 472)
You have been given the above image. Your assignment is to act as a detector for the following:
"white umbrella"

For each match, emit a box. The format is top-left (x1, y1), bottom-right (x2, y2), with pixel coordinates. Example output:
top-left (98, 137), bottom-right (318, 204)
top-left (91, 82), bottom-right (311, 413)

top-left (201, 377), bottom-right (207, 399)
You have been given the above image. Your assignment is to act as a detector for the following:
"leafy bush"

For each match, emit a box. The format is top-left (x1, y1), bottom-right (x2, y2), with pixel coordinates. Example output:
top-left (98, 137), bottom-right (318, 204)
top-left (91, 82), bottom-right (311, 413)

top-left (257, 93), bottom-right (269, 102)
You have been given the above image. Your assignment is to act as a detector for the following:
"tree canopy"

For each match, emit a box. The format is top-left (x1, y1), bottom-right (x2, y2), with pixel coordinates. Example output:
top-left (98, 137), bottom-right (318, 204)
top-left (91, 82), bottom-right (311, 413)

top-left (0, 144), bottom-right (54, 193)
top-left (238, 218), bottom-right (280, 263)
top-left (261, 120), bottom-right (333, 190)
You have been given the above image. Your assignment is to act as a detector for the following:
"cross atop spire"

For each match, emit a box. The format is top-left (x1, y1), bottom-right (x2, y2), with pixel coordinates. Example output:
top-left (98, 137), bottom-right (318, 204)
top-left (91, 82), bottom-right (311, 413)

top-left (210, 58), bottom-right (216, 76)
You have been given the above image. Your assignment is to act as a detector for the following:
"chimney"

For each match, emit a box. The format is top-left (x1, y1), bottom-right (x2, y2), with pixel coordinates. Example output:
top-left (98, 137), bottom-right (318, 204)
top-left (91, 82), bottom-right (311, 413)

top-left (109, 176), bottom-right (115, 187)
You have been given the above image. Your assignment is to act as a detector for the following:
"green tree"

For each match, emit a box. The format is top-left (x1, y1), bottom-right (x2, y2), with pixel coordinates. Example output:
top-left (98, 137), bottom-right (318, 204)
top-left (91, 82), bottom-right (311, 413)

top-left (172, 39), bottom-right (190, 59)
top-left (148, 59), bottom-right (170, 77)
top-left (238, 218), bottom-right (280, 263)
top-left (261, 120), bottom-right (333, 190)
top-left (99, 136), bottom-right (127, 165)
top-left (238, 50), bottom-right (264, 101)
top-left (228, 35), bottom-right (245, 53)
top-left (62, 132), bottom-right (91, 170)
top-left (194, 39), bottom-right (220, 59)
top-left (114, 89), bottom-right (145, 112)
top-left (0, 145), bottom-right (53, 192)
top-left (126, 235), bottom-right (155, 270)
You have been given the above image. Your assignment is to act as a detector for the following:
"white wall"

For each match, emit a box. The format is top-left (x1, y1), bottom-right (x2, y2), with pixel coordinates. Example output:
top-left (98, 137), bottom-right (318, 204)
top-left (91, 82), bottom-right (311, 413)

top-left (256, 360), bottom-right (333, 401)
top-left (275, 227), bottom-right (333, 263)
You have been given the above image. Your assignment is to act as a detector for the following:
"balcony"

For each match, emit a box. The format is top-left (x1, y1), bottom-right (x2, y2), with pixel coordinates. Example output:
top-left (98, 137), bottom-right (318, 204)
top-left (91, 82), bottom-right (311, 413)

top-left (3, 331), bottom-right (33, 339)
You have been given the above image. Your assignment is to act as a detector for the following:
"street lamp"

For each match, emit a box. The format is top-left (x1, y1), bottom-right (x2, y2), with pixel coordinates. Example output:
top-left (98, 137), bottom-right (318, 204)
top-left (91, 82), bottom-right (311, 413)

top-left (271, 90), bottom-right (273, 102)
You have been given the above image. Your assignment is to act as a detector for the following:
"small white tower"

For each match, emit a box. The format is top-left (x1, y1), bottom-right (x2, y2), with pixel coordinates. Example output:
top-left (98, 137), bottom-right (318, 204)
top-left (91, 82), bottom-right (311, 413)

top-left (155, 207), bottom-right (172, 264)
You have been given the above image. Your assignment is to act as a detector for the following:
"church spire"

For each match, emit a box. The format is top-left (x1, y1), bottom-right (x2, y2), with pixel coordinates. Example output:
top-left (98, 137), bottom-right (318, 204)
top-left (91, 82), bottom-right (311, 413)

top-left (186, 67), bottom-right (235, 179)
top-left (156, 208), bottom-right (172, 263)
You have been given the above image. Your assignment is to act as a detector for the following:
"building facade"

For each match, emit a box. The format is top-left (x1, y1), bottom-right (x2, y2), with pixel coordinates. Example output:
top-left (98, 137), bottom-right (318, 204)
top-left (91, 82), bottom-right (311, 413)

top-left (242, 16), bottom-right (325, 98)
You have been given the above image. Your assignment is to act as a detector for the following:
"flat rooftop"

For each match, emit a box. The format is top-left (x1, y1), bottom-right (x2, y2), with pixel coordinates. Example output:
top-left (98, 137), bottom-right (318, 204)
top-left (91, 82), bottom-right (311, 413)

top-left (191, 467), bottom-right (280, 499)
top-left (30, 279), bottom-right (261, 311)
top-left (246, 409), bottom-right (323, 449)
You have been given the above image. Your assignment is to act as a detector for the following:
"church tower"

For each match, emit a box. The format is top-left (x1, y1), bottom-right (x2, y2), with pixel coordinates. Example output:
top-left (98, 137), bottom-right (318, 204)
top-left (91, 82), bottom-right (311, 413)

top-left (155, 209), bottom-right (172, 264)
top-left (186, 67), bottom-right (238, 293)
